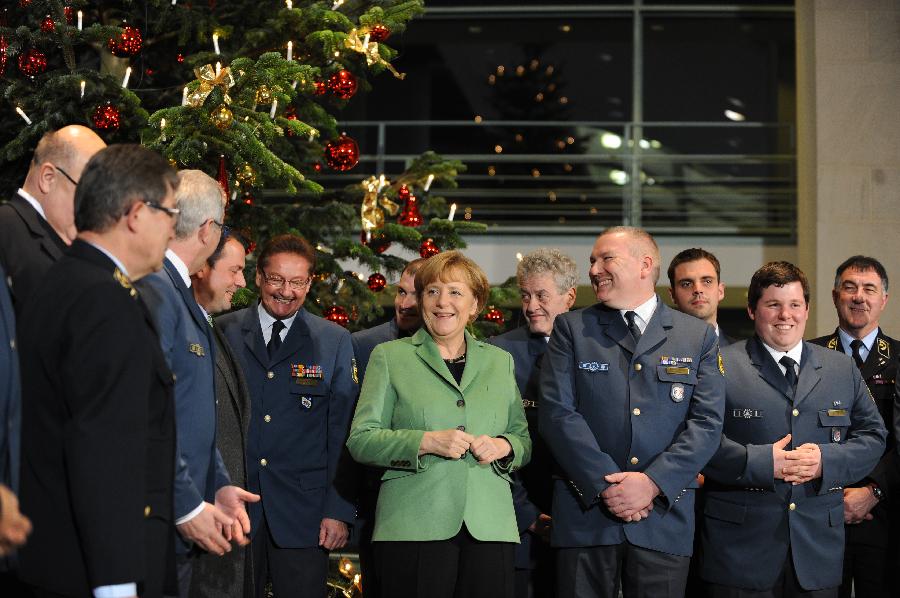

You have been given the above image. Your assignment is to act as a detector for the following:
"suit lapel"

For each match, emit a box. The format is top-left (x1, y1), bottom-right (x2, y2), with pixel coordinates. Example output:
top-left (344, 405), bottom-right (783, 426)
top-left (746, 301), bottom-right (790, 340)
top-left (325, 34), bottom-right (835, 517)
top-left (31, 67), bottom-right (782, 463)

top-left (598, 306), bottom-right (636, 355)
top-left (272, 309), bottom-right (313, 367)
top-left (793, 343), bottom-right (823, 406)
top-left (412, 328), bottom-right (459, 390)
top-left (11, 196), bottom-right (66, 260)
top-left (635, 301), bottom-right (670, 357)
top-left (748, 336), bottom-right (794, 400)
top-left (861, 330), bottom-right (891, 379)
top-left (213, 326), bottom-right (241, 411)
top-left (242, 306), bottom-right (269, 368)
top-left (163, 258), bottom-right (212, 344)
top-left (458, 331), bottom-right (482, 393)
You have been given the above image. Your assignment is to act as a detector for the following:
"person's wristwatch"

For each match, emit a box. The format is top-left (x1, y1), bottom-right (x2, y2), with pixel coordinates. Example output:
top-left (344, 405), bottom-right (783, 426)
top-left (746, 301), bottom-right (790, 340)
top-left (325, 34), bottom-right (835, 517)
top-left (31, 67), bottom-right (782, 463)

top-left (868, 483), bottom-right (885, 502)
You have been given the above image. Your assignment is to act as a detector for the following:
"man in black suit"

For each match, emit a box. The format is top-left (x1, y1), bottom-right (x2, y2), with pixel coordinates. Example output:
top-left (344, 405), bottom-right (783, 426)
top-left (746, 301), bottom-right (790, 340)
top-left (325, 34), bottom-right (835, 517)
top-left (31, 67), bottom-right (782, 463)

top-left (810, 256), bottom-right (899, 598)
top-left (190, 230), bottom-right (255, 598)
top-left (350, 257), bottom-right (425, 598)
top-left (0, 125), bottom-right (105, 314)
top-left (667, 247), bottom-right (733, 345)
top-left (17, 145), bottom-right (180, 598)
top-left (489, 248), bottom-right (578, 598)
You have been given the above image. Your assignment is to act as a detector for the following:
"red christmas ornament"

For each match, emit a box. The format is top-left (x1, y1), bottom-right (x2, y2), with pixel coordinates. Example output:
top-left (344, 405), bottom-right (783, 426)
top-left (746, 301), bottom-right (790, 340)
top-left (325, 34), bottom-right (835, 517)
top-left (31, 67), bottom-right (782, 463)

top-left (216, 155), bottom-right (229, 198)
top-left (242, 193), bottom-right (255, 206)
top-left (369, 24), bottom-right (391, 43)
top-left (367, 273), bottom-right (387, 292)
top-left (284, 106), bottom-right (297, 137)
top-left (0, 37), bottom-right (8, 78)
top-left (64, 7), bottom-right (74, 24)
top-left (177, 53), bottom-right (185, 63)
top-left (397, 184), bottom-right (410, 201)
top-left (40, 15), bottom-right (55, 33)
top-left (419, 238), bottom-right (440, 258)
top-left (323, 305), bottom-right (349, 328)
top-left (323, 134), bottom-right (359, 172)
top-left (91, 104), bottom-right (121, 131)
top-left (19, 0), bottom-right (32, 7)
top-left (17, 49), bottom-right (47, 77)
top-left (398, 186), bottom-right (423, 227)
top-left (484, 306), bottom-right (505, 326)
top-left (107, 25), bottom-right (143, 57)
top-left (327, 70), bottom-right (357, 100)
top-left (312, 162), bottom-right (323, 172)
top-left (360, 230), bottom-right (391, 254)
top-left (313, 80), bottom-right (327, 96)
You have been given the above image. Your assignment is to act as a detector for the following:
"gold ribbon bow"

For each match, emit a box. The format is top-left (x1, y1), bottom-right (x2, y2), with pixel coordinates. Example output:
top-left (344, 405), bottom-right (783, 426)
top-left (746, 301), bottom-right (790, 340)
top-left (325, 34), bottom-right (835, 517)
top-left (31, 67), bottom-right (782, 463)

top-left (360, 176), bottom-right (400, 232)
top-left (191, 64), bottom-right (235, 105)
top-left (344, 29), bottom-right (405, 80)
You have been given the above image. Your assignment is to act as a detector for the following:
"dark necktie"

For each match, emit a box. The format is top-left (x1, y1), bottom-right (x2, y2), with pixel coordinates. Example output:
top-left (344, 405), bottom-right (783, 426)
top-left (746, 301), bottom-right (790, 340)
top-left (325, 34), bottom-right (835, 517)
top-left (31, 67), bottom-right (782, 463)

top-left (624, 311), bottom-right (642, 342)
top-left (850, 339), bottom-right (865, 369)
top-left (779, 355), bottom-right (798, 394)
top-left (267, 320), bottom-right (285, 359)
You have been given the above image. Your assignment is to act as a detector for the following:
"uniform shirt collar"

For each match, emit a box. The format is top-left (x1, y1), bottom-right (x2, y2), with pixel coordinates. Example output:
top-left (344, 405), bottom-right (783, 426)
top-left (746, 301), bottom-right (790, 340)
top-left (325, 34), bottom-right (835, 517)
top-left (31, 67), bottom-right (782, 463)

top-left (82, 240), bottom-right (129, 277)
top-left (838, 327), bottom-right (877, 356)
top-left (17, 188), bottom-right (46, 220)
top-left (165, 248), bottom-right (191, 288)
top-left (619, 294), bottom-right (658, 334)
top-left (761, 339), bottom-right (803, 372)
top-left (257, 302), bottom-right (299, 340)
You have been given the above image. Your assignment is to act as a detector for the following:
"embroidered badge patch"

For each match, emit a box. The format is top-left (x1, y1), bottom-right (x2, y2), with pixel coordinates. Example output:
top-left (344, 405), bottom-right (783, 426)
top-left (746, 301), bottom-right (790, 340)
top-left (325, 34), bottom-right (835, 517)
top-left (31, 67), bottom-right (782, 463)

top-left (578, 361), bottom-right (609, 372)
top-left (671, 383), bottom-right (685, 402)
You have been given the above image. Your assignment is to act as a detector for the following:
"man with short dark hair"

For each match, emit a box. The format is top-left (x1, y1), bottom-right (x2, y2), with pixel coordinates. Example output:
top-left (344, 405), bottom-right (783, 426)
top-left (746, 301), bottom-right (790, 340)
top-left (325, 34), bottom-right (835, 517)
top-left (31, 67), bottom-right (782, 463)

top-left (701, 261), bottom-right (886, 598)
top-left (0, 125), bottom-right (106, 314)
top-left (667, 247), bottom-right (733, 345)
top-left (350, 257), bottom-right (425, 598)
top-left (540, 226), bottom-right (726, 598)
top-left (490, 248), bottom-right (578, 598)
top-left (219, 234), bottom-right (358, 598)
top-left (17, 144), bottom-right (180, 598)
top-left (810, 255), bottom-right (899, 598)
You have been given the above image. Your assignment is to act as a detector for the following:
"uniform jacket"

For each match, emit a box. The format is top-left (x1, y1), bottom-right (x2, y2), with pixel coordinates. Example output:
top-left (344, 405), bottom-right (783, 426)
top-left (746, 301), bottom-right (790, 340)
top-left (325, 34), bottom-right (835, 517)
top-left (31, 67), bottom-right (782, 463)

top-left (352, 319), bottom-right (400, 384)
top-left (700, 337), bottom-right (887, 591)
top-left (0, 263), bottom-right (20, 499)
top-left (219, 306), bottom-right (358, 548)
top-left (489, 324), bottom-right (553, 569)
top-left (346, 328), bottom-right (532, 543)
top-left (0, 194), bottom-right (66, 315)
top-left (17, 240), bottom-right (177, 597)
top-left (189, 326), bottom-right (253, 598)
top-left (138, 258), bottom-right (229, 552)
top-left (539, 299), bottom-right (726, 555)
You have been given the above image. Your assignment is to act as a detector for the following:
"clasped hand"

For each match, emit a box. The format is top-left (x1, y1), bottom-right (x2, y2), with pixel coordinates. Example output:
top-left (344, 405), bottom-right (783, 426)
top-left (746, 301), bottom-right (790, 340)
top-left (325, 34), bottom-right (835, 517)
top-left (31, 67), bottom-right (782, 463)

top-left (419, 429), bottom-right (511, 464)
top-left (176, 485), bottom-right (260, 556)
top-left (602, 472), bottom-right (659, 523)
top-left (772, 434), bottom-right (823, 484)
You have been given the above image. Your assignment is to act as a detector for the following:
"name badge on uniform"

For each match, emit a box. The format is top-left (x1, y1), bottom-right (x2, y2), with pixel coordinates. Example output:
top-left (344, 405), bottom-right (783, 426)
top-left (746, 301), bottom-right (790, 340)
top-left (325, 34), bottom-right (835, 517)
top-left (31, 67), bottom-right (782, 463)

top-left (291, 363), bottom-right (323, 386)
top-left (827, 409), bottom-right (847, 416)
top-left (300, 396), bottom-right (313, 409)
top-left (578, 361), bottom-right (609, 372)
top-left (188, 343), bottom-right (205, 357)
top-left (665, 366), bottom-right (691, 375)
top-left (671, 383), bottom-right (685, 402)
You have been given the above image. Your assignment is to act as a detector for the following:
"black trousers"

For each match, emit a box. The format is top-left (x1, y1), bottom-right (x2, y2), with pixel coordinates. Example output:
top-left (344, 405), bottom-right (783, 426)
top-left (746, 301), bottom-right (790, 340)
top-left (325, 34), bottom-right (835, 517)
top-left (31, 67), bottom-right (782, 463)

top-left (839, 538), bottom-right (895, 598)
top-left (374, 525), bottom-right (515, 598)
top-left (707, 554), bottom-right (838, 598)
top-left (557, 542), bottom-right (690, 598)
top-left (251, 514), bottom-right (327, 598)
top-left (357, 517), bottom-right (380, 598)
top-left (514, 537), bottom-right (555, 598)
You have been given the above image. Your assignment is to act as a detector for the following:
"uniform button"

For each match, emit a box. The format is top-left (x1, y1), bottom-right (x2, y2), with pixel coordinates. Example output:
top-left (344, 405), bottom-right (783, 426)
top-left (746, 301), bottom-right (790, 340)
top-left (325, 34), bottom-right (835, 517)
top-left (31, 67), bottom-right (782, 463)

top-left (172, 374), bottom-right (177, 383)
top-left (789, 502), bottom-right (796, 511)
top-left (144, 505), bottom-right (151, 517)
top-left (632, 408), bottom-right (641, 416)
top-left (456, 425), bottom-right (466, 432)
top-left (792, 408), bottom-right (799, 417)
top-left (630, 456), bottom-right (639, 465)
top-left (264, 415), bottom-right (271, 423)
top-left (267, 371), bottom-right (275, 379)
top-left (634, 363), bottom-right (642, 371)
top-left (9, 339), bottom-right (15, 350)
top-left (260, 458), bottom-right (268, 467)
top-left (457, 399), bottom-right (465, 408)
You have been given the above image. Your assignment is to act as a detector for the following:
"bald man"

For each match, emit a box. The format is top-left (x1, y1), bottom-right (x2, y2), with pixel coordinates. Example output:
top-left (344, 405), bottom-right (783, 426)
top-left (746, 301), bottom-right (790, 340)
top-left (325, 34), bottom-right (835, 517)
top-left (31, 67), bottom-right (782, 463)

top-left (0, 125), bottom-right (106, 315)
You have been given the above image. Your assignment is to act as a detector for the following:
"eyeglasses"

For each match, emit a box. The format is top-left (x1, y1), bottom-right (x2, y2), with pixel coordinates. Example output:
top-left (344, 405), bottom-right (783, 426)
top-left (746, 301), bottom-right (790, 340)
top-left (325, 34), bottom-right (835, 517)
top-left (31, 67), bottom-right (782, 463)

top-left (53, 164), bottom-right (78, 187)
top-left (262, 271), bottom-right (311, 291)
top-left (143, 200), bottom-right (181, 218)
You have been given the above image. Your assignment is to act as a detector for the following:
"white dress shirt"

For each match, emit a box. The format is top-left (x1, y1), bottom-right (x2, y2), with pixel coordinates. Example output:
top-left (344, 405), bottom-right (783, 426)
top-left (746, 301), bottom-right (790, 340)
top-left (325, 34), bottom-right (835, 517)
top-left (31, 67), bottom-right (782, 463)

top-left (619, 294), bottom-right (659, 335)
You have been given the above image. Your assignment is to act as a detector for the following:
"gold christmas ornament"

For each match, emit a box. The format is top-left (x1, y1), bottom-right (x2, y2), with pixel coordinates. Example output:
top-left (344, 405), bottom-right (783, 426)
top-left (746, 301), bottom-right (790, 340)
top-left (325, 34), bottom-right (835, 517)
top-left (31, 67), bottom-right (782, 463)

top-left (235, 163), bottom-right (257, 187)
top-left (189, 63), bottom-right (235, 107)
top-left (211, 104), bottom-right (234, 129)
top-left (168, 158), bottom-right (178, 169)
top-left (360, 176), bottom-right (399, 232)
top-left (187, 90), bottom-right (207, 108)
top-left (255, 85), bottom-right (273, 104)
top-left (344, 29), bottom-right (405, 79)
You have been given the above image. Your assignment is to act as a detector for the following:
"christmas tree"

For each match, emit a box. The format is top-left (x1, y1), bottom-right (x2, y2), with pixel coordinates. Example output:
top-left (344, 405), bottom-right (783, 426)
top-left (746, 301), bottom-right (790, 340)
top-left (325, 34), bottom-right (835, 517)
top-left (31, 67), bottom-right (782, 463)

top-left (0, 0), bottom-right (516, 333)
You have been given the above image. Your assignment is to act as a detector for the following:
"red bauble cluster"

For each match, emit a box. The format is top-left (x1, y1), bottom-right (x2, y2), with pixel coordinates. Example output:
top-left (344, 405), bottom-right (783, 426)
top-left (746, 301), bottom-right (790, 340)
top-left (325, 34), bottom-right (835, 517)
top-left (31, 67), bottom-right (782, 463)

top-left (242, 192), bottom-right (255, 206)
top-left (91, 104), bottom-right (121, 131)
top-left (0, 37), bottom-right (8, 78)
top-left (313, 80), bottom-right (327, 96)
top-left (323, 134), bottom-right (359, 172)
top-left (360, 230), bottom-right (391, 254)
top-left (484, 306), bottom-right (505, 326)
top-left (107, 25), bottom-right (143, 57)
top-left (324, 305), bottom-right (349, 328)
top-left (398, 185), bottom-right (423, 227)
top-left (18, 48), bottom-right (47, 77)
top-left (419, 238), bottom-right (440, 258)
top-left (40, 15), bottom-right (55, 33)
top-left (369, 24), bottom-right (391, 42)
top-left (64, 7), bottom-right (74, 24)
top-left (367, 273), bottom-right (387, 292)
top-left (327, 70), bottom-right (357, 100)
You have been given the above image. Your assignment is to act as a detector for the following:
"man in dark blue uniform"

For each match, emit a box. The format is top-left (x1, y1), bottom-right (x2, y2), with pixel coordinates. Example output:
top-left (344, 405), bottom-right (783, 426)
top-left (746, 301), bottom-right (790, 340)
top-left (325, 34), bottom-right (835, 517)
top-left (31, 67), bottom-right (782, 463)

top-left (667, 247), bottom-right (734, 346)
top-left (350, 257), bottom-right (424, 598)
top-left (540, 226), bottom-right (726, 598)
top-left (701, 261), bottom-right (886, 598)
top-left (810, 256), bottom-right (899, 598)
top-left (490, 248), bottom-right (577, 598)
top-left (219, 234), bottom-right (358, 598)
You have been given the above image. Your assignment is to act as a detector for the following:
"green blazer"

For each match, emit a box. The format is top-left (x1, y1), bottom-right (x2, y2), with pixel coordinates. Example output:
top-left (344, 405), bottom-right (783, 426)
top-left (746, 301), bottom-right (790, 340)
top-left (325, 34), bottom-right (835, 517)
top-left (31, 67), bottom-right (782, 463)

top-left (346, 328), bottom-right (531, 543)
